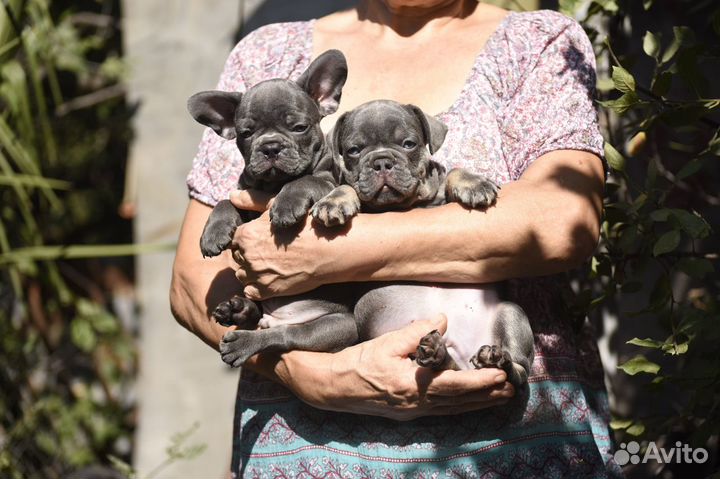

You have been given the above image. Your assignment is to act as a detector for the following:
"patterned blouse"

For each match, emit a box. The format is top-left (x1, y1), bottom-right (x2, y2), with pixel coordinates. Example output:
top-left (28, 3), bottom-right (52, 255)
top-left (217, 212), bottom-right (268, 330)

top-left (187, 10), bottom-right (623, 478)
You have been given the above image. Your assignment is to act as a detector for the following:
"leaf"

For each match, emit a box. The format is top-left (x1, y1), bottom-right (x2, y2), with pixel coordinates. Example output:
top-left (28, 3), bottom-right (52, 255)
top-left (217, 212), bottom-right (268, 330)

top-left (626, 423), bottom-right (646, 436)
top-left (643, 31), bottom-right (660, 60)
top-left (677, 158), bottom-right (704, 179)
top-left (598, 91), bottom-right (640, 114)
top-left (610, 419), bottom-right (633, 430)
top-left (662, 26), bottom-right (694, 64)
top-left (108, 454), bottom-right (136, 479)
top-left (604, 142), bottom-right (625, 171)
top-left (661, 341), bottom-right (689, 355)
top-left (618, 355), bottom-right (661, 375)
top-left (676, 258), bottom-right (714, 279)
top-left (627, 338), bottom-right (663, 349)
top-left (674, 210), bottom-right (711, 239)
top-left (71, 318), bottom-right (97, 352)
top-left (643, 0), bottom-right (654, 9)
top-left (612, 66), bottom-right (636, 93)
top-left (653, 230), bottom-right (681, 256)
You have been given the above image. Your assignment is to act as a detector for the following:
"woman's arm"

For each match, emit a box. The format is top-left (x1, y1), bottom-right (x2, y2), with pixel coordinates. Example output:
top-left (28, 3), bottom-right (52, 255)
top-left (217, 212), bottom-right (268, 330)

top-left (170, 199), bottom-right (246, 350)
top-left (233, 149), bottom-right (604, 300)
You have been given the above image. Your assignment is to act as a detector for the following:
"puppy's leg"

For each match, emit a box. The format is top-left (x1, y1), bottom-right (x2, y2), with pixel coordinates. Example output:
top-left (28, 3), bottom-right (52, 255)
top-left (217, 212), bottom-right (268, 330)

top-left (311, 185), bottom-right (361, 227)
top-left (470, 302), bottom-right (534, 389)
top-left (199, 199), bottom-right (244, 257)
top-left (269, 176), bottom-right (335, 228)
top-left (212, 294), bottom-right (262, 328)
top-left (445, 168), bottom-right (499, 209)
top-left (414, 329), bottom-right (460, 370)
top-left (219, 312), bottom-right (358, 368)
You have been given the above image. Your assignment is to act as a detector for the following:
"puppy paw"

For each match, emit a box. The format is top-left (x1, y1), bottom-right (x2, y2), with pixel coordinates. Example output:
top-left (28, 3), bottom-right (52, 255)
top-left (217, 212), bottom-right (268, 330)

top-left (471, 344), bottom-right (512, 369)
top-left (212, 295), bottom-right (261, 328)
top-left (269, 199), bottom-right (311, 229)
top-left (199, 223), bottom-right (236, 257)
top-left (219, 330), bottom-right (256, 368)
top-left (311, 185), bottom-right (361, 227)
top-left (446, 169), bottom-right (499, 209)
top-left (414, 330), bottom-right (449, 370)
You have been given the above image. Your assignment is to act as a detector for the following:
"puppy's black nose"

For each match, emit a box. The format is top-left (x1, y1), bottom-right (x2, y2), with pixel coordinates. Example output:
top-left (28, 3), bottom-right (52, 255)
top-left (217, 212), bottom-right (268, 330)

top-left (372, 158), bottom-right (395, 172)
top-left (260, 142), bottom-right (282, 159)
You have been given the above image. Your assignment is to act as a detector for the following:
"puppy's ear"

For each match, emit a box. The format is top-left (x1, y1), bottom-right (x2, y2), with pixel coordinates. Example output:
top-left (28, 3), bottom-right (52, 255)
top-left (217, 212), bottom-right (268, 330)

top-left (405, 104), bottom-right (448, 154)
top-left (187, 91), bottom-right (242, 140)
top-left (329, 112), bottom-right (348, 182)
top-left (296, 49), bottom-right (348, 117)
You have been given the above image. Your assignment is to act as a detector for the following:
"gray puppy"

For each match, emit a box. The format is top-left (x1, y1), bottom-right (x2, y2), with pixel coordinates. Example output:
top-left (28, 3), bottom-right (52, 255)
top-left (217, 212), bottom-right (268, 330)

top-left (188, 49), bottom-right (347, 259)
top-left (217, 99), bottom-right (534, 389)
top-left (310, 100), bottom-right (535, 388)
top-left (187, 49), bottom-right (354, 328)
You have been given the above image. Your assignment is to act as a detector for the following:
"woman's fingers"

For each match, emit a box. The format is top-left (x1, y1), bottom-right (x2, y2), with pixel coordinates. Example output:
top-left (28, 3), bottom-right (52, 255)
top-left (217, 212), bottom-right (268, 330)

top-left (427, 367), bottom-right (508, 397)
top-left (383, 314), bottom-right (449, 356)
top-left (229, 189), bottom-right (274, 212)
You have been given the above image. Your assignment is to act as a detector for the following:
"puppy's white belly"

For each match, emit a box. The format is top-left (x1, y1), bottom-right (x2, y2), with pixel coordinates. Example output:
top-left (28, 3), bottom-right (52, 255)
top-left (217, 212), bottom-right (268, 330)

top-left (358, 284), bottom-right (500, 369)
top-left (258, 297), bottom-right (332, 328)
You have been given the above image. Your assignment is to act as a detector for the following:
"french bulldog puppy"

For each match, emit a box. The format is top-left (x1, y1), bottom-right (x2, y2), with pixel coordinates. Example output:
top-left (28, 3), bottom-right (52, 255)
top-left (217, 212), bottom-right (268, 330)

top-left (187, 49), bottom-right (347, 259)
top-left (187, 50), bottom-right (362, 358)
top-left (311, 100), bottom-right (535, 388)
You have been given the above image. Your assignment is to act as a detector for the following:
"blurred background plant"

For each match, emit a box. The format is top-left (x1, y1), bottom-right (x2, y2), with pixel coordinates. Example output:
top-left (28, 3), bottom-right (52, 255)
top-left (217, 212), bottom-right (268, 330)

top-left (558, 0), bottom-right (720, 476)
top-left (0, 0), bottom-right (141, 477)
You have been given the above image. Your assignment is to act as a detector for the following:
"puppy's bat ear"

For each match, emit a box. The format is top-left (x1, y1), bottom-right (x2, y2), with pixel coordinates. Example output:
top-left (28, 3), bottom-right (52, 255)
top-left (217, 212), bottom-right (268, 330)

top-left (405, 104), bottom-right (448, 155)
top-left (187, 91), bottom-right (242, 140)
top-left (329, 112), bottom-right (348, 182)
top-left (296, 49), bottom-right (348, 117)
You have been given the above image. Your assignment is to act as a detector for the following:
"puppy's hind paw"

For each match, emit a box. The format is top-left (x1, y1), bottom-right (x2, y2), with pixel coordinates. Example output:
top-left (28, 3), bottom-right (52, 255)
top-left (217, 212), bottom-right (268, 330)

top-left (219, 330), bottom-right (256, 368)
top-left (414, 330), bottom-right (449, 370)
top-left (212, 295), bottom-right (261, 328)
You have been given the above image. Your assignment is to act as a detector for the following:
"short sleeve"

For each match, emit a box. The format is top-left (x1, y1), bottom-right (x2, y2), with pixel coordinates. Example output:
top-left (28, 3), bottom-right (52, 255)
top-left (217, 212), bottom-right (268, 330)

top-left (185, 22), bottom-right (312, 206)
top-left (499, 12), bottom-right (604, 179)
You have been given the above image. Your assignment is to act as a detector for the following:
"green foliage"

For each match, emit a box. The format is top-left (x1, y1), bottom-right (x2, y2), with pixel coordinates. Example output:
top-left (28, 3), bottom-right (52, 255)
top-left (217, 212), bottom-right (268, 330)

top-left (0, 0), bottom-right (140, 477)
top-left (569, 0), bottom-right (720, 457)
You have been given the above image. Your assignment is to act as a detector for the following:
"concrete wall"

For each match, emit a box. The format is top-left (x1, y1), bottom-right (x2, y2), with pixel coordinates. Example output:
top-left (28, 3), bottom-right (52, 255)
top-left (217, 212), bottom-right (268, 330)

top-left (122, 1), bottom-right (242, 477)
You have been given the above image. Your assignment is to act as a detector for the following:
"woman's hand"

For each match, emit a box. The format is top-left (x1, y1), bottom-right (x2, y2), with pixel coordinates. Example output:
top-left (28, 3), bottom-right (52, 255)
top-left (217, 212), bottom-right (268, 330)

top-left (265, 314), bottom-right (515, 421)
top-left (229, 188), bottom-right (340, 300)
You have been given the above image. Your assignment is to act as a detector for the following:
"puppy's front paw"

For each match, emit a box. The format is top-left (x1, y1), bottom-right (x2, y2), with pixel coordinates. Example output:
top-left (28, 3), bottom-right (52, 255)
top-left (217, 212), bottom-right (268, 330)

top-left (269, 199), bottom-right (310, 229)
top-left (212, 295), bottom-right (261, 328)
top-left (414, 330), bottom-right (449, 370)
top-left (311, 185), bottom-right (361, 227)
top-left (200, 223), bottom-right (236, 257)
top-left (219, 330), bottom-right (256, 368)
top-left (446, 169), bottom-right (499, 209)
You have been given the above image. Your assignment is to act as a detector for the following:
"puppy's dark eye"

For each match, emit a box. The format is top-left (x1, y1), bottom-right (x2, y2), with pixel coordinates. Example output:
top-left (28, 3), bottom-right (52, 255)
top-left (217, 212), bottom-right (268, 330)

top-left (345, 146), bottom-right (361, 156)
top-left (291, 124), bottom-right (309, 133)
top-left (402, 140), bottom-right (417, 150)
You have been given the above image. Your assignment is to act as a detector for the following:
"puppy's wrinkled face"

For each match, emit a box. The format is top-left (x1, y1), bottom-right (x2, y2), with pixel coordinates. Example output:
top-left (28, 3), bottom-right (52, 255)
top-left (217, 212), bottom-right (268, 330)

top-left (235, 80), bottom-right (323, 183)
top-left (187, 49), bottom-right (347, 190)
top-left (333, 101), bottom-right (447, 210)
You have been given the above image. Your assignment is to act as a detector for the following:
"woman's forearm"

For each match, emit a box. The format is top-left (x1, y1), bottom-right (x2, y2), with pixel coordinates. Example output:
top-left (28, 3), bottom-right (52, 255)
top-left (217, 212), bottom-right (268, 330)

top-left (314, 150), bottom-right (604, 286)
top-left (233, 150), bottom-right (603, 300)
top-left (170, 200), bottom-right (243, 350)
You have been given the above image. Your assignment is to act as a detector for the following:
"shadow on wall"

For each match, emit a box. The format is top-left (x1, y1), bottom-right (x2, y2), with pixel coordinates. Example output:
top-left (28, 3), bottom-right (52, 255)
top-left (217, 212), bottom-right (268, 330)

top-left (237, 0), bottom-right (357, 41)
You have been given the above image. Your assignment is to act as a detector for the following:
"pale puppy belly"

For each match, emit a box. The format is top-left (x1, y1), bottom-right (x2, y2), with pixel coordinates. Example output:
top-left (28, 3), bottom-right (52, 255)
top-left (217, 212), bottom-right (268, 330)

top-left (257, 297), bottom-right (336, 328)
top-left (359, 284), bottom-right (500, 370)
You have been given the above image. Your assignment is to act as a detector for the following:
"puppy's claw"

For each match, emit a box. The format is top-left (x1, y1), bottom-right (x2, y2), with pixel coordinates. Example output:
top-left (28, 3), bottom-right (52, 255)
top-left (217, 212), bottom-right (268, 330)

top-left (311, 194), bottom-right (360, 227)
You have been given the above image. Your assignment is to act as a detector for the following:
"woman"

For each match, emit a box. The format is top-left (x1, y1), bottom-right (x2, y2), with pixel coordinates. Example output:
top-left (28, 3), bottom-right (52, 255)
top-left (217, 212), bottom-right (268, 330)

top-left (171, 0), bottom-right (622, 476)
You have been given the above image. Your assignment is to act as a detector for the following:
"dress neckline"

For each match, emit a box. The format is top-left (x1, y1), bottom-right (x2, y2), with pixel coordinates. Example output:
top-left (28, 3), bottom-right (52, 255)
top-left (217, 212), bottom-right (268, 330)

top-left (297, 11), bottom-right (515, 118)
